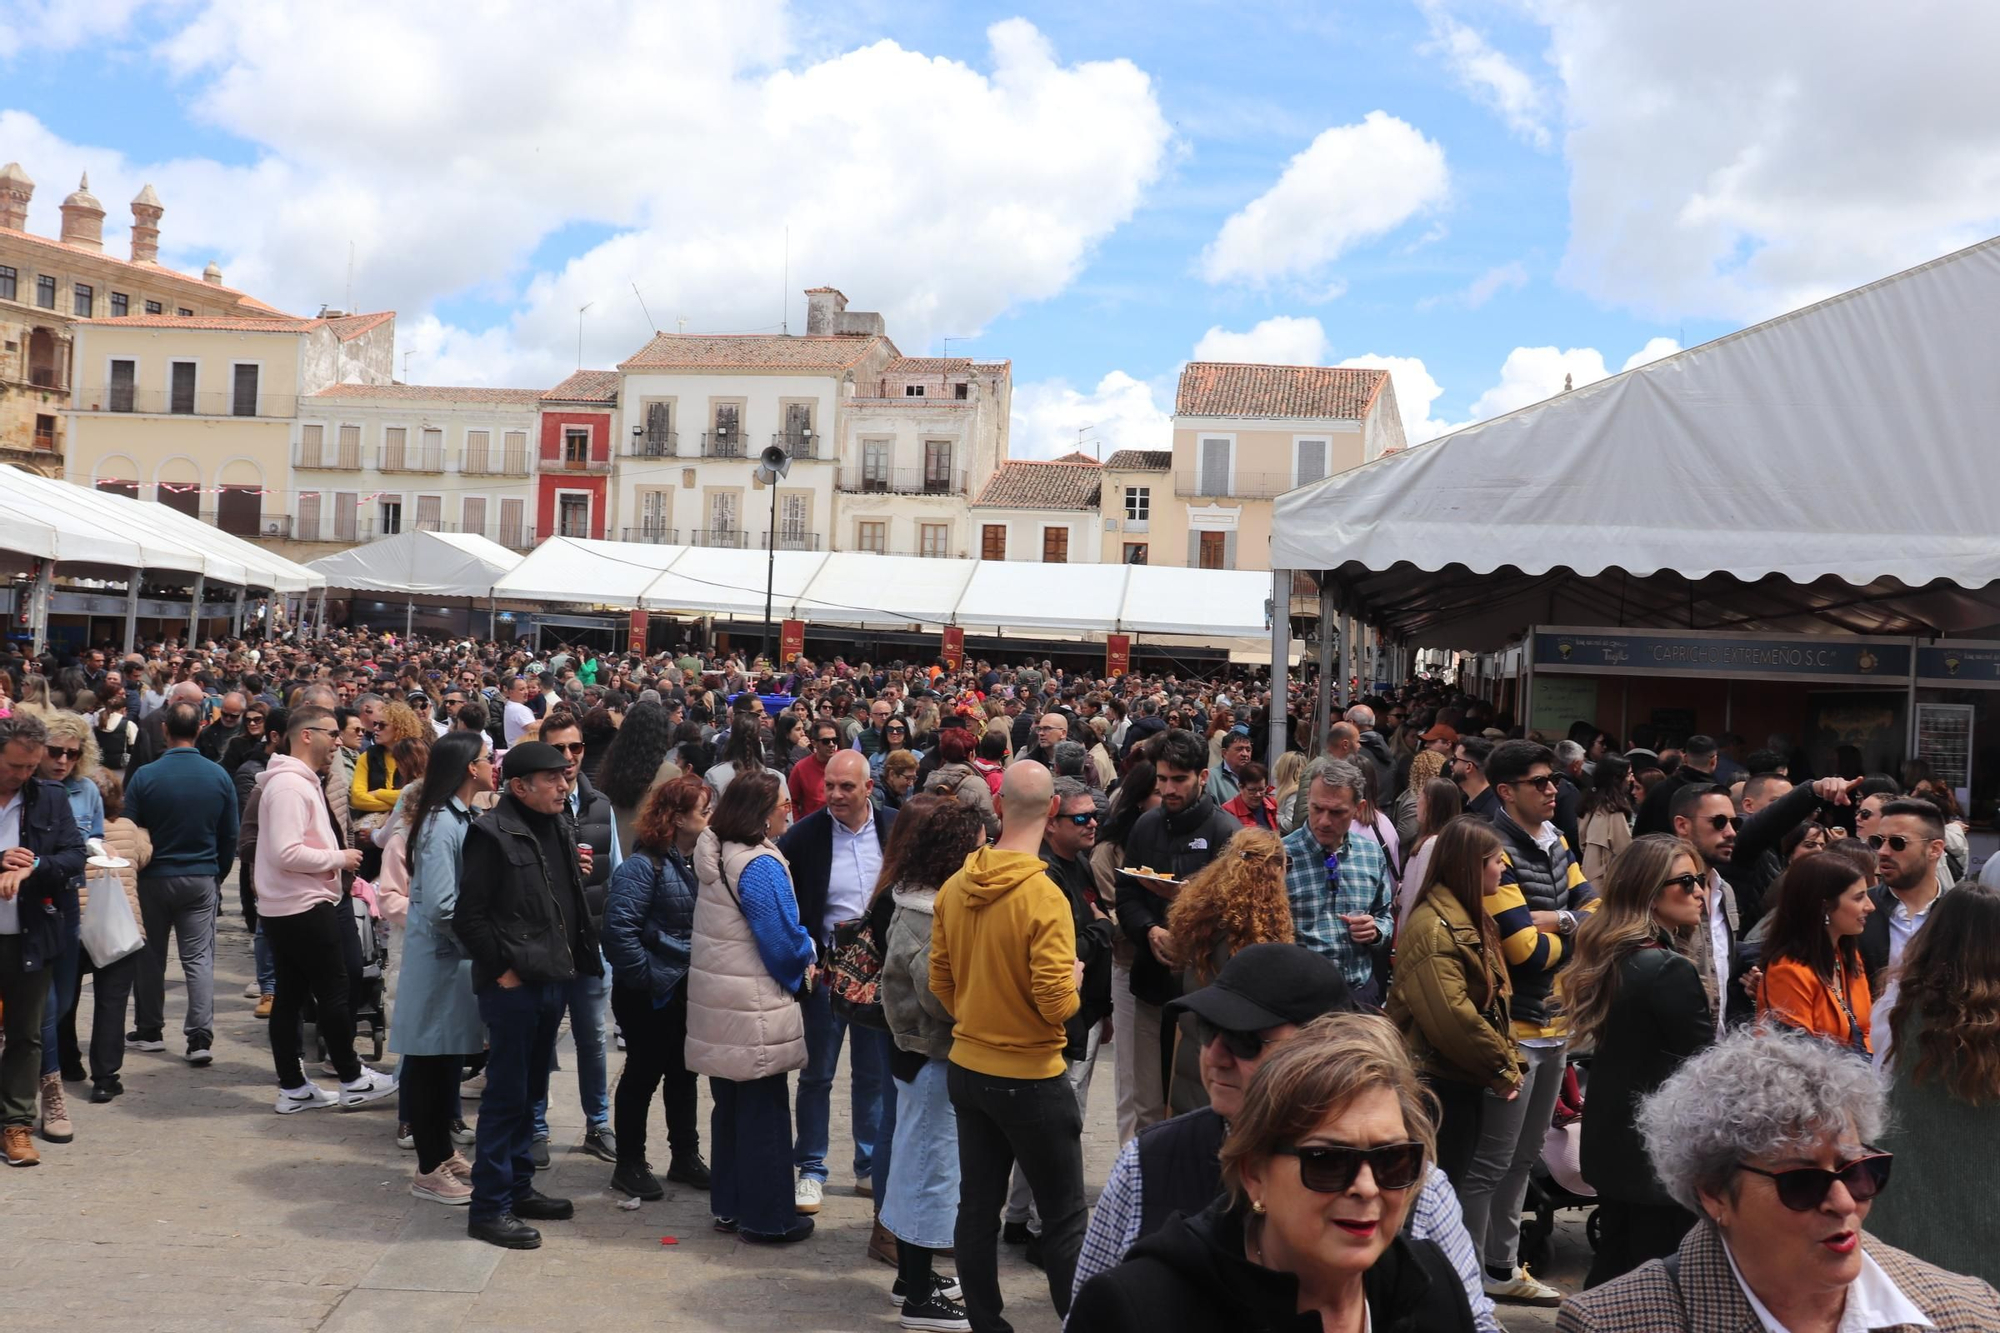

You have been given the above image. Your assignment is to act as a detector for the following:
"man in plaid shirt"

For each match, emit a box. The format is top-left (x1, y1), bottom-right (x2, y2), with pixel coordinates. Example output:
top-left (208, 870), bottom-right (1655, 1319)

top-left (1280, 759), bottom-right (1395, 1003)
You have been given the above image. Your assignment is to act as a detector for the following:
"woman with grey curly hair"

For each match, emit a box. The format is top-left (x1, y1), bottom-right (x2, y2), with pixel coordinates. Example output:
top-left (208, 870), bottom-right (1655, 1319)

top-left (1559, 1026), bottom-right (2000, 1331)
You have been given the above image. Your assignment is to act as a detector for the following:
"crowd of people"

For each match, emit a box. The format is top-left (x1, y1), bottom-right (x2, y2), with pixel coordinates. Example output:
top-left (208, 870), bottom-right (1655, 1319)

top-left (0, 630), bottom-right (1997, 1332)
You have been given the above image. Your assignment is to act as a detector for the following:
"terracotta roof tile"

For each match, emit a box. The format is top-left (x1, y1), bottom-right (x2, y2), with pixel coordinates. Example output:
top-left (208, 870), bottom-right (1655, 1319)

top-left (327, 311), bottom-right (395, 342)
top-left (883, 356), bottom-right (973, 374)
top-left (1103, 449), bottom-right (1172, 471)
top-left (972, 459), bottom-right (1102, 511)
top-left (70, 309), bottom-right (395, 337)
top-left (310, 383), bottom-right (544, 406)
top-left (1176, 361), bottom-right (1387, 420)
top-left (617, 333), bottom-right (885, 372)
top-left (542, 369), bottom-right (620, 403)
top-left (1052, 451), bottom-right (1099, 464)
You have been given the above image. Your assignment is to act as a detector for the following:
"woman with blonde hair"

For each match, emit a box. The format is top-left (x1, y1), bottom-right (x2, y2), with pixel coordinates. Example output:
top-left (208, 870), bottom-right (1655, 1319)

top-left (1271, 750), bottom-right (1307, 835)
top-left (1564, 833), bottom-right (1713, 1285)
top-left (1392, 748), bottom-right (1449, 848)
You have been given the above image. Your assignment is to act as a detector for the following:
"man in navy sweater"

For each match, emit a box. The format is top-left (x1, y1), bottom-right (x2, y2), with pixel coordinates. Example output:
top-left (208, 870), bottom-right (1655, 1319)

top-left (124, 701), bottom-right (239, 1065)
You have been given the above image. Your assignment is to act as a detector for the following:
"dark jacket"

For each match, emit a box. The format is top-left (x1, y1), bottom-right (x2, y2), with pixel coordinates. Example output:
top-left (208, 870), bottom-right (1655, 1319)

top-left (1135, 1107), bottom-right (1228, 1237)
top-left (1070, 1195), bottom-right (1476, 1333)
top-left (125, 745), bottom-right (239, 882)
top-left (127, 707), bottom-right (174, 773)
top-left (453, 791), bottom-right (603, 991)
top-left (776, 804), bottom-right (897, 950)
top-left (1633, 763), bottom-right (1720, 838)
top-left (1858, 883), bottom-right (1900, 994)
top-left (567, 770), bottom-right (614, 927)
top-left (1356, 729), bottom-right (1395, 803)
top-left (600, 846), bottom-right (696, 1003)
top-left (1118, 795), bottom-right (1243, 1006)
top-left (196, 717), bottom-right (241, 764)
top-left (3, 776), bottom-right (89, 971)
top-left (1718, 780), bottom-right (1824, 929)
top-left (1042, 842), bottom-right (1115, 1060)
top-left (1579, 939), bottom-right (1713, 1206)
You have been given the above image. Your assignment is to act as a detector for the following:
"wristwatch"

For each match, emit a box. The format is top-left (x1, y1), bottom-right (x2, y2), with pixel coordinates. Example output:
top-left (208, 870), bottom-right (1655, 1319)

top-left (1556, 909), bottom-right (1577, 937)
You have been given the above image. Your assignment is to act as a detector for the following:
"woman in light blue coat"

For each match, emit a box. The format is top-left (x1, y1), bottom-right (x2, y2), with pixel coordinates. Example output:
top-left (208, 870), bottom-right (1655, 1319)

top-left (390, 731), bottom-right (493, 1205)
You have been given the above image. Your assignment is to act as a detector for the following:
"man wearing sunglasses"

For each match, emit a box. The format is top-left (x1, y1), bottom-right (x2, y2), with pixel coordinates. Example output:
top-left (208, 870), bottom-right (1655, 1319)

top-left (1858, 798), bottom-right (1947, 994)
top-left (1069, 944), bottom-right (1500, 1332)
top-left (196, 691), bottom-right (249, 765)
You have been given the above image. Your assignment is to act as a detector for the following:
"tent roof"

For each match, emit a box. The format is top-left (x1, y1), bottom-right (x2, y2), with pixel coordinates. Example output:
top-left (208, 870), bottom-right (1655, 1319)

top-left (1271, 236), bottom-right (2000, 648)
top-left (306, 529), bottom-right (519, 598)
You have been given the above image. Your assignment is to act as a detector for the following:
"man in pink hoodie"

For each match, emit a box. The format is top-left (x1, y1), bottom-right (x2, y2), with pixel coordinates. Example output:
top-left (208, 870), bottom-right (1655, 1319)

top-left (255, 706), bottom-right (398, 1115)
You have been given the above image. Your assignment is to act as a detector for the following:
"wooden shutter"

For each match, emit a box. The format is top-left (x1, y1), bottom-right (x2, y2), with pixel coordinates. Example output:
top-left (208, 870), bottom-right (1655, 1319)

top-left (646, 402), bottom-right (671, 454)
top-left (338, 424), bottom-right (361, 468)
top-left (300, 423), bottom-right (324, 467)
top-left (421, 427), bottom-right (443, 468)
top-left (982, 524), bottom-right (1006, 560)
top-left (1199, 530), bottom-right (1226, 569)
top-left (924, 440), bottom-right (952, 492)
top-left (711, 491), bottom-right (738, 533)
top-left (169, 362), bottom-right (196, 414)
top-left (461, 495), bottom-right (486, 538)
top-left (334, 492), bottom-right (358, 541)
top-left (1200, 438), bottom-right (1229, 495)
top-left (1042, 527), bottom-right (1068, 563)
top-left (383, 426), bottom-right (407, 471)
top-left (863, 440), bottom-right (889, 489)
top-left (465, 430), bottom-right (490, 474)
top-left (499, 498), bottom-right (524, 547)
top-left (296, 492), bottom-right (320, 542)
top-left (503, 431), bottom-right (528, 473)
top-left (232, 364), bottom-right (259, 416)
top-left (781, 493), bottom-right (808, 542)
top-left (1186, 527), bottom-right (1200, 568)
top-left (1296, 439), bottom-right (1326, 485)
top-left (415, 494), bottom-right (442, 531)
top-left (857, 521), bottom-right (885, 553)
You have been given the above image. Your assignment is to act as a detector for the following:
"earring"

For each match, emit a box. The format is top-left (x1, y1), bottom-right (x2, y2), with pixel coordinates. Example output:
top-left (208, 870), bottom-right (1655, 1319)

top-left (1251, 1198), bottom-right (1267, 1214)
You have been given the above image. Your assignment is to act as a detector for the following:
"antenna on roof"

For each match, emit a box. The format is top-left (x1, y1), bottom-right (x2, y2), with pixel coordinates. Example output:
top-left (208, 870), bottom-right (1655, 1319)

top-left (632, 282), bottom-right (657, 335)
top-left (346, 241), bottom-right (355, 316)
top-left (781, 226), bottom-right (789, 336)
top-left (401, 350), bottom-right (413, 383)
top-left (1077, 424), bottom-right (1100, 462)
top-left (677, 316), bottom-right (688, 334)
top-left (577, 301), bottom-right (593, 370)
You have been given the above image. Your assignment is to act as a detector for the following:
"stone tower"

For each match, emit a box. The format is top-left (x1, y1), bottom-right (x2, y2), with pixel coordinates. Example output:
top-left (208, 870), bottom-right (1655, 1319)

top-left (59, 173), bottom-right (106, 250)
top-left (0, 162), bottom-right (33, 232)
top-left (130, 183), bottom-right (163, 264)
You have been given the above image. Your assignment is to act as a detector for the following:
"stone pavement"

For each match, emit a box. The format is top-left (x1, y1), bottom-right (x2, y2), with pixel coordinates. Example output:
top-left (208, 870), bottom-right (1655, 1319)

top-left (0, 903), bottom-right (1585, 1331)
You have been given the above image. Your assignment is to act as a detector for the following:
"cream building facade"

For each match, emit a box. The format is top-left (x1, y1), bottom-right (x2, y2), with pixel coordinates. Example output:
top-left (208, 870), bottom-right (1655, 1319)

top-left (970, 455), bottom-right (1104, 564)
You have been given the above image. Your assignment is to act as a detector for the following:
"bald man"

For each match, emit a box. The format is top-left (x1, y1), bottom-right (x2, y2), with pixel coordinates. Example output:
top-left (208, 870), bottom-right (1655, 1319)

top-left (932, 758), bottom-right (1090, 1325)
top-left (130, 680), bottom-right (207, 772)
top-left (1015, 712), bottom-right (1070, 770)
top-left (777, 747), bottom-right (899, 1217)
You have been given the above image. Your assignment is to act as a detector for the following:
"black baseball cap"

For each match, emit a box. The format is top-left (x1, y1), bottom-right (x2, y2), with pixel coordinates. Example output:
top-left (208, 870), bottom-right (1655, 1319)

top-left (501, 741), bottom-right (569, 782)
top-left (1166, 943), bottom-right (1354, 1032)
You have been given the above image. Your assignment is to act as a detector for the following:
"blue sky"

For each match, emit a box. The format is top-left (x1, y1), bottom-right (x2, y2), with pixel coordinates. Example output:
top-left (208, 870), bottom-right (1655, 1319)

top-left (5, 0), bottom-right (1996, 454)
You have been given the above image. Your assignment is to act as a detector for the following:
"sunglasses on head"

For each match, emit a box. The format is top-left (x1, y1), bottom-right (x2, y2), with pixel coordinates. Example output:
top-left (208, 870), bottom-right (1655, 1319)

top-left (1739, 1152), bottom-right (1892, 1212)
top-left (1866, 834), bottom-right (1923, 853)
top-left (1274, 1141), bottom-right (1428, 1194)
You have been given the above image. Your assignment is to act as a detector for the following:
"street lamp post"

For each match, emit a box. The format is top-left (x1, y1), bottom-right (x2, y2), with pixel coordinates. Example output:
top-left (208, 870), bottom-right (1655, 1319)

top-left (756, 443), bottom-right (791, 666)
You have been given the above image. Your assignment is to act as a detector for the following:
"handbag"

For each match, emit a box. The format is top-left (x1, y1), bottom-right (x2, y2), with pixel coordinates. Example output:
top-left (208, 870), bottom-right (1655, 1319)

top-left (80, 856), bottom-right (145, 967)
top-left (824, 913), bottom-right (889, 1029)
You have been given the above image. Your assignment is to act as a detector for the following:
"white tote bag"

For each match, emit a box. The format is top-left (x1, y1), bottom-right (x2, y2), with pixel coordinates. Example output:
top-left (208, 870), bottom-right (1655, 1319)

top-left (80, 855), bottom-right (145, 967)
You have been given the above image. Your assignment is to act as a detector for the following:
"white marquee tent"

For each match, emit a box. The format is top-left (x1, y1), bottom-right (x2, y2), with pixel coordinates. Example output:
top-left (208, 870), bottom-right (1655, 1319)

top-left (306, 529), bottom-right (520, 599)
top-left (1270, 236), bottom-right (2000, 649)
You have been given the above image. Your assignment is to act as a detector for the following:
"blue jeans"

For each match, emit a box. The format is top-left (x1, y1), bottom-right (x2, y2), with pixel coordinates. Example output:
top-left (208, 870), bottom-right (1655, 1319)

top-left (795, 982), bottom-right (886, 1182)
top-left (881, 1059), bottom-right (959, 1248)
top-left (471, 980), bottom-right (565, 1222)
top-left (531, 960), bottom-right (610, 1139)
top-left (253, 919), bottom-right (277, 997)
top-left (41, 906), bottom-right (80, 1077)
top-left (711, 1073), bottom-right (795, 1236)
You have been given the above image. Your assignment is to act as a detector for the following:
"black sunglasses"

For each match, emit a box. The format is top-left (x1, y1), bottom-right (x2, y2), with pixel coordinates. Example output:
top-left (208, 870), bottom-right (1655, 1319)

top-left (1660, 872), bottom-right (1705, 895)
top-left (1738, 1152), bottom-right (1892, 1212)
top-left (1866, 834), bottom-right (1924, 853)
top-left (1193, 1016), bottom-right (1267, 1062)
top-left (1274, 1141), bottom-right (1427, 1194)
top-left (46, 746), bottom-right (83, 761)
top-left (1503, 773), bottom-right (1558, 792)
top-left (1060, 811), bottom-right (1097, 827)
top-left (1702, 813), bottom-right (1744, 832)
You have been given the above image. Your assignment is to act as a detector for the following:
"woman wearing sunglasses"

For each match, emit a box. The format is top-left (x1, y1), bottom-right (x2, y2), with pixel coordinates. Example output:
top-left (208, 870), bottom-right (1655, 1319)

top-left (1563, 834), bottom-right (1714, 1286)
top-left (1564, 1026), bottom-right (2000, 1330)
top-left (1070, 1013), bottom-right (1478, 1331)
top-left (1756, 854), bottom-right (1876, 1055)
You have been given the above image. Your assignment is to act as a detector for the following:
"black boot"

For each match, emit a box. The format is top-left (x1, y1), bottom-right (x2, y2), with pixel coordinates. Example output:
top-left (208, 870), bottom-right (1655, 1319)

top-left (468, 1213), bottom-right (541, 1249)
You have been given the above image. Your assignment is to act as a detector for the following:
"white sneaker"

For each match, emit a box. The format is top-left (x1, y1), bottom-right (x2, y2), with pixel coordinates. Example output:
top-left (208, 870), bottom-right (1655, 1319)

top-left (1484, 1268), bottom-right (1562, 1306)
top-left (339, 1067), bottom-right (399, 1108)
top-left (795, 1176), bottom-right (824, 1215)
top-left (275, 1082), bottom-right (339, 1115)
top-left (243, 981), bottom-right (263, 999)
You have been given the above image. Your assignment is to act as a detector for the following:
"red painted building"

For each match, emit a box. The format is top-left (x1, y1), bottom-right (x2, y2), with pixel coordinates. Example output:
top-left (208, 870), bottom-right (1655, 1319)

top-left (537, 370), bottom-right (619, 541)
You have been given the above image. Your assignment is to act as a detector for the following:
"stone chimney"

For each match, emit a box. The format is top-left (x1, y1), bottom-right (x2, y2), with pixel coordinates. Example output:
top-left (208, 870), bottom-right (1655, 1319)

top-left (804, 286), bottom-right (847, 335)
top-left (0, 162), bottom-right (34, 232)
top-left (130, 183), bottom-right (163, 264)
top-left (59, 173), bottom-right (106, 251)
top-left (203, 260), bottom-right (224, 286)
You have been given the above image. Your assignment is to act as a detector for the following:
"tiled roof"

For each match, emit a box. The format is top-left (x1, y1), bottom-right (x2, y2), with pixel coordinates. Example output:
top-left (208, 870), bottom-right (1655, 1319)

top-left (1176, 361), bottom-right (1387, 420)
top-left (543, 369), bottom-right (620, 403)
top-left (1104, 449), bottom-right (1172, 471)
top-left (327, 311), bottom-right (395, 342)
top-left (618, 333), bottom-right (885, 372)
top-left (310, 383), bottom-right (544, 405)
top-left (884, 356), bottom-right (972, 374)
top-left (1052, 450), bottom-right (1098, 464)
top-left (0, 225), bottom-right (289, 312)
top-left (972, 459), bottom-right (1102, 511)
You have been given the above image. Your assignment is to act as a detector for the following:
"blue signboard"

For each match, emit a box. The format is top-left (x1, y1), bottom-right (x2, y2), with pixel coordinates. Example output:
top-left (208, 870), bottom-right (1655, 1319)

top-left (1917, 641), bottom-right (2000, 689)
top-left (1531, 628), bottom-right (1911, 683)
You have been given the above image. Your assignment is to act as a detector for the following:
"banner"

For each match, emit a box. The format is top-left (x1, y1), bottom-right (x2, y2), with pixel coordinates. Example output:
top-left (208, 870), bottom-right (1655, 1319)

top-left (941, 626), bottom-right (965, 671)
top-left (780, 618), bottom-right (806, 664)
top-left (626, 608), bottom-right (649, 656)
top-left (1531, 626), bottom-right (1911, 683)
top-left (1106, 633), bottom-right (1132, 677)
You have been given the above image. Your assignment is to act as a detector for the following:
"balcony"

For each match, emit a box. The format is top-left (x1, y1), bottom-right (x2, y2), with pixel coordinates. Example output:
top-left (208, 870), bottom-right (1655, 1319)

top-left (294, 441), bottom-right (364, 470)
top-left (83, 388), bottom-right (297, 418)
top-left (700, 429), bottom-right (746, 458)
top-left (551, 449), bottom-right (612, 474)
top-left (376, 445), bottom-right (447, 474)
top-left (687, 528), bottom-right (748, 548)
top-left (757, 531), bottom-right (823, 552)
top-left (849, 544), bottom-right (969, 560)
top-left (460, 449), bottom-right (532, 476)
top-left (771, 430), bottom-right (827, 461)
top-left (835, 465), bottom-right (965, 496)
top-left (1173, 470), bottom-right (1299, 500)
top-left (625, 431), bottom-right (680, 458)
top-left (621, 526), bottom-right (679, 545)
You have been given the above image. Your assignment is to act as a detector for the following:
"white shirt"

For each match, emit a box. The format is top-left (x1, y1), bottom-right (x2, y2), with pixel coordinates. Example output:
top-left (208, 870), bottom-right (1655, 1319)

top-left (1722, 1235), bottom-right (1933, 1332)
top-left (503, 699), bottom-right (535, 745)
top-left (0, 788), bottom-right (23, 935)
top-left (1884, 884), bottom-right (1940, 973)
top-left (823, 808), bottom-right (882, 943)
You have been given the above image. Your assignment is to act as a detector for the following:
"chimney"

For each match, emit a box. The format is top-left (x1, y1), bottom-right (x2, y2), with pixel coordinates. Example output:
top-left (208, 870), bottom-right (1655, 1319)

top-left (804, 286), bottom-right (847, 335)
top-left (130, 183), bottom-right (163, 264)
top-left (59, 173), bottom-right (106, 251)
top-left (0, 162), bottom-right (34, 232)
top-left (203, 260), bottom-right (225, 286)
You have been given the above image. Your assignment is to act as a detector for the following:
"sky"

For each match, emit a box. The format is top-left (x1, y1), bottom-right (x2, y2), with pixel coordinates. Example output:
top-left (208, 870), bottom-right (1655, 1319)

top-left (5, 0), bottom-right (1999, 457)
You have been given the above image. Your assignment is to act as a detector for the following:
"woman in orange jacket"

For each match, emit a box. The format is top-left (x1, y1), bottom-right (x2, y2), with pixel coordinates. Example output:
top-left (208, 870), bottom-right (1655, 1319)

top-left (1756, 852), bottom-right (1877, 1055)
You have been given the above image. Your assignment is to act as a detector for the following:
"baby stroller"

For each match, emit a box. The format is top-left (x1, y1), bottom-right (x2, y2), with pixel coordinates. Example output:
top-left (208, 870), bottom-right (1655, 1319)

top-left (305, 884), bottom-right (391, 1064)
top-left (1519, 1060), bottom-right (1600, 1272)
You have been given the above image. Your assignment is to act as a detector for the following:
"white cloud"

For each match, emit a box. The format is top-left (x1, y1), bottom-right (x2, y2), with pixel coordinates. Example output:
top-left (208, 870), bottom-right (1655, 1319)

top-left (1191, 315), bottom-right (1330, 366)
top-left (1009, 370), bottom-right (1171, 461)
top-left (1417, 259), bottom-right (1529, 311)
top-left (1621, 336), bottom-right (1681, 371)
top-left (1535, 0), bottom-right (2000, 321)
top-left (2, 5), bottom-right (1172, 387)
top-left (1201, 111), bottom-right (1449, 286)
top-left (1417, 2), bottom-right (1551, 148)
top-left (1466, 345), bottom-right (1608, 420)
top-left (1337, 353), bottom-right (1463, 444)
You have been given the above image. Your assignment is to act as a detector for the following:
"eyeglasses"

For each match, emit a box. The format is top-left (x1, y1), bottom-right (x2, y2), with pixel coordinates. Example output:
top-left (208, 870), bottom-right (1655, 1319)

top-left (1193, 1016), bottom-right (1267, 1061)
top-left (301, 727), bottom-right (338, 739)
top-left (1060, 812), bottom-right (1097, 827)
top-left (1503, 773), bottom-right (1558, 792)
top-left (1738, 1152), bottom-right (1892, 1212)
top-left (1660, 872), bottom-right (1705, 895)
top-left (551, 742), bottom-right (588, 756)
top-left (219, 712), bottom-right (243, 724)
top-left (47, 746), bottom-right (82, 761)
top-left (1701, 814), bottom-right (1744, 832)
top-left (813, 736), bottom-right (838, 747)
top-left (1866, 834), bottom-right (1922, 852)
top-left (1273, 1141), bottom-right (1428, 1194)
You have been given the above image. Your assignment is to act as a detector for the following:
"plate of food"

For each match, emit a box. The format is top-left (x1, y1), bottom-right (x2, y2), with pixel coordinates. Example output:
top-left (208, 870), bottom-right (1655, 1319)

top-left (1121, 865), bottom-right (1185, 898)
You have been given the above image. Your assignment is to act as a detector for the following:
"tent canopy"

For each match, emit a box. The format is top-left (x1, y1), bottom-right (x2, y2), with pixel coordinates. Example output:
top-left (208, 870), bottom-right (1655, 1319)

top-left (1271, 237), bottom-right (2000, 649)
top-left (307, 529), bottom-right (520, 599)
top-left (491, 537), bottom-right (1273, 639)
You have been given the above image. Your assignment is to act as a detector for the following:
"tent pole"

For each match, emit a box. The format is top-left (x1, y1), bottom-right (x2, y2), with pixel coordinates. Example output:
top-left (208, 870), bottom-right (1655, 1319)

top-left (1267, 568), bottom-right (1291, 766)
top-left (489, 595), bottom-right (498, 642)
top-left (233, 586), bottom-right (246, 640)
top-left (760, 479), bottom-right (779, 667)
top-left (1312, 582), bottom-right (1336, 756)
top-left (405, 597), bottom-right (414, 640)
top-left (26, 559), bottom-right (53, 657)
top-left (316, 589), bottom-right (327, 639)
top-left (187, 574), bottom-right (205, 649)
top-left (1339, 610), bottom-right (1354, 712)
top-left (123, 571), bottom-right (141, 655)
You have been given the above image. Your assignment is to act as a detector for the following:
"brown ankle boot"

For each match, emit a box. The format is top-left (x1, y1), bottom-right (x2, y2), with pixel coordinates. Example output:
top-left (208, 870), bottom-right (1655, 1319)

top-left (867, 1217), bottom-right (899, 1266)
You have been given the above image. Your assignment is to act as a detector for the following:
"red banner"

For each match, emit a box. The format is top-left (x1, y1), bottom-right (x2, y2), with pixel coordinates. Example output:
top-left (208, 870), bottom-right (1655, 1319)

top-left (626, 609), bottom-right (649, 656)
top-left (780, 618), bottom-right (806, 664)
top-left (1106, 633), bottom-right (1132, 677)
top-left (941, 626), bottom-right (965, 671)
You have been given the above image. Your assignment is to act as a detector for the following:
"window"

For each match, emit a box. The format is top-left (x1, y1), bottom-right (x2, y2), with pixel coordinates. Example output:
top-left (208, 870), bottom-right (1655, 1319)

top-left (33, 413), bottom-right (54, 451)
top-left (954, 382), bottom-right (969, 400)
top-left (296, 492), bottom-right (321, 542)
top-left (558, 494), bottom-right (590, 538)
top-left (462, 495), bottom-right (487, 539)
top-left (1123, 542), bottom-right (1149, 565)
top-left (0, 265), bottom-right (15, 300)
top-left (711, 403), bottom-right (741, 454)
top-left (299, 423), bottom-right (324, 465)
top-left (464, 429), bottom-right (491, 473)
top-left (502, 430), bottom-right (528, 472)
top-left (1199, 530), bottom-right (1227, 569)
top-left (216, 485), bottom-right (260, 536)
top-left (709, 490), bottom-right (738, 536)
top-left (1199, 438), bottom-right (1230, 496)
top-left (144, 299), bottom-right (162, 315)
top-left (73, 284), bottom-right (92, 317)
top-left (981, 524), bottom-right (1006, 561)
top-left (564, 427), bottom-right (590, 466)
top-left (177, 307), bottom-right (192, 317)
top-left (169, 362), bottom-right (196, 414)
top-left (110, 292), bottom-right (128, 317)
top-left (639, 490), bottom-right (667, 539)
top-left (1296, 438), bottom-right (1328, 486)
top-left (856, 521), bottom-right (887, 554)
top-left (337, 423), bottom-right (362, 468)
top-left (108, 360), bottom-right (136, 412)
top-left (643, 401), bottom-right (672, 455)
top-left (231, 363), bottom-right (259, 416)
top-left (904, 384), bottom-right (925, 397)
top-left (36, 275), bottom-right (56, 308)
top-left (383, 426), bottom-right (408, 470)
top-left (920, 523), bottom-right (950, 558)
top-left (334, 492), bottom-right (358, 542)
top-left (380, 498), bottom-right (403, 536)
top-left (498, 497), bottom-right (526, 548)
top-left (923, 439), bottom-right (953, 494)
top-left (1042, 526), bottom-right (1068, 564)
top-left (1124, 486), bottom-right (1150, 524)
top-left (415, 494), bottom-right (443, 531)
top-left (780, 493), bottom-right (809, 543)
top-left (861, 439), bottom-right (889, 491)
top-left (421, 427), bottom-right (443, 467)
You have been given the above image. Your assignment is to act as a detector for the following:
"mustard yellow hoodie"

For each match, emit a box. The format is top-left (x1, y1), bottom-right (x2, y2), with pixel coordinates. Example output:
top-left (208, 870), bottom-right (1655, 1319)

top-left (929, 847), bottom-right (1079, 1079)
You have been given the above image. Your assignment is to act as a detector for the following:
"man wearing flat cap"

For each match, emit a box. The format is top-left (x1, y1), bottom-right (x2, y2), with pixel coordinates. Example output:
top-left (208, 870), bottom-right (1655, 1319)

top-left (453, 741), bottom-right (604, 1250)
